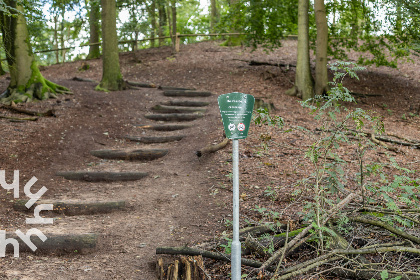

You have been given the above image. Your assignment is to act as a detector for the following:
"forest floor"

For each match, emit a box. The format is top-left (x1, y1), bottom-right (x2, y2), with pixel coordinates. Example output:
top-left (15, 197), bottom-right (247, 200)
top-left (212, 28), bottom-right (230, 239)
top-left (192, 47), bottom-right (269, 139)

top-left (0, 40), bottom-right (419, 280)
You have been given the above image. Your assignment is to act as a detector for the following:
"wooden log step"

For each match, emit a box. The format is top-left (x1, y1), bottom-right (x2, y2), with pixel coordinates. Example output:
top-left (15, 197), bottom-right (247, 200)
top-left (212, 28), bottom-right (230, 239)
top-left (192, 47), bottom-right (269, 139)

top-left (152, 104), bottom-right (206, 114)
top-left (163, 90), bottom-right (212, 97)
top-left (56, 171), bottom-right (148, 182)
top-left (14, 200), bottom-right (126, 216)
top-left (90, 148), bottom-right (168, 160)
top-left (7, 233), bottom-right (98, 255)
top-left (145, 113), bottom-right (203, 122)
top-left (125, 135), bottom-right (185, 143)
top-left (162, 100), bottom-right (210, 107)
top-left (135, 124), bottom-right (192, 131)
top-left (158, 86), bottom-right (196, 91)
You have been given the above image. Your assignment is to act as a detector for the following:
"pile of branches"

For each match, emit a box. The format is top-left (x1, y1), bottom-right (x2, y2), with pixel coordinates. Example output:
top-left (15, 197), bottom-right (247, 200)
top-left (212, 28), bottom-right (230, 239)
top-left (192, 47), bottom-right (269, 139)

top-left (157, 192), bottom-right (420, 279)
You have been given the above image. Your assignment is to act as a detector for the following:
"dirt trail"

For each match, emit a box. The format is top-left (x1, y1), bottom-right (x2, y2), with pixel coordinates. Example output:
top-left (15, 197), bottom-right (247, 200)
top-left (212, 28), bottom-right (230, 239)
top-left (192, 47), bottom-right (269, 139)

top-left (0, 40), bottom-right (419, 280)
top-left (0, 79), bottom-right (229, 279)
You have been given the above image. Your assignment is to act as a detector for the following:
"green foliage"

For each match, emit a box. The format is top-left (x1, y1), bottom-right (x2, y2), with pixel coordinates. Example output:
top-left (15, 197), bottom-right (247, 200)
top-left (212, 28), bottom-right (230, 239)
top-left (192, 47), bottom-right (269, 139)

top-left (217, 0), bottom-right (298, 49)
top-left (253, 107), bottom-right (284, 128)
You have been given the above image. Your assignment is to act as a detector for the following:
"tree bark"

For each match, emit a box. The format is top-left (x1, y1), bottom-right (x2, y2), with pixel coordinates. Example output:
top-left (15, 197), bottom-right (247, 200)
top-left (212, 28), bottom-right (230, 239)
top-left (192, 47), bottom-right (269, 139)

top-left (7, 233), bottom-right (98, 255)
top-left (98, 0), bottom-right (125, 91)
top-left (86, 0), bottom-right (101, 59)
top-left (152, 104), bottom-right (206, 113)
top-left (90, 148), bottom-right (169, 160)
top-left (14, 200), bottom-right (126, 216)
top-left (171, 0), bottom-right (177, 49)
top-left (145, 113), bottom-right (204, 122)
top-left (210, 0), bottom-right (219, 32)
top-left (54, 15), bottom-right (59, 63)
top-left (195, 138), bottom-right (230, 157)
top-left (56, 171), bottom-right (148, 182)
top-left (125, 135), bottom-right (185, 143)
top-left (286, 0), bottom-right (314, 100)
top-left (150, 0), bottom-right (156, 48)
top-left (0, 1), bottom-right (70, 104)
top-left (135, 124), bottom-right (192, 131)
top-left (158, 0), bottom-right (167, 47)
top-left (163, 90), bottom-right (212, 97)
top-left (162, 100), bottom-right (209, 107)
top-left (314, 0), bottom-right (329, 96)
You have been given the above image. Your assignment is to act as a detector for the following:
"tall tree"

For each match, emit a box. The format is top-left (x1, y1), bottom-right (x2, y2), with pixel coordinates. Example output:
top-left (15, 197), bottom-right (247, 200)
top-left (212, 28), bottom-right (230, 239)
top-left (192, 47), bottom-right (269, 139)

top-left (158, 0), bottom-right (167, 47)
top-left (0, 0), bottom-right (70, 104)
top-left (86, 0), bottom-right (101, 59)
top-left (149, 0), bottom-right (156, 47)
top-left (286, 0), bottom-right (314, 100)
top-left (210, 0), bottom-right (219, 32)
top-left (314, 0), bottom-right (329, 96)
top-left (97, 0), bottom-right (125, 91)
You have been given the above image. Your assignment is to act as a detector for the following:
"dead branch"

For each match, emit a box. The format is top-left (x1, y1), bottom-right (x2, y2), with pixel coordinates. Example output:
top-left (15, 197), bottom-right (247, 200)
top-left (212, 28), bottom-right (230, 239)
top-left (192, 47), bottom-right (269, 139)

top-left (371, 133), bottom-right (399, 152)
top-left (125, 80), bottom-right (156, 88)
top-left (349, 216), bottom-right (420, 244)
top-left (234, 59), bottom-right (296, 68)
top-left (196, 138), bottom-right (230, 157)
top-left (245, 234), bottom-right (271, 257)
top-left (156, 246), bottom-right (276, 271)
top-left (350, 92), bottom-right (383, 98)
top-left (2, 105), bottom-right (55, 117)
top-left (72, 77), bottom-right (99, 83)
top-left (0, 115), bottom-right (38, 121)
top-left (260, 192), bottom-right (358, 270)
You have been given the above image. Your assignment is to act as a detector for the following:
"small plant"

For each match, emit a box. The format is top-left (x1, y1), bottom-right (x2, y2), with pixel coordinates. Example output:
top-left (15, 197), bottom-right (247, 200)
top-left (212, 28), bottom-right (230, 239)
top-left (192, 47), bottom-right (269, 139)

top-left (264, 186), bottom-right (277, 201)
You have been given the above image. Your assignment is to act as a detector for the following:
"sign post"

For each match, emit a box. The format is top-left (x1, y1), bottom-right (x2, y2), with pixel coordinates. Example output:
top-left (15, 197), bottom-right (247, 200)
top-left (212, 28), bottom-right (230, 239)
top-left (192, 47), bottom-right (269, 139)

top-left (218, 92), bottom-right (255, 280)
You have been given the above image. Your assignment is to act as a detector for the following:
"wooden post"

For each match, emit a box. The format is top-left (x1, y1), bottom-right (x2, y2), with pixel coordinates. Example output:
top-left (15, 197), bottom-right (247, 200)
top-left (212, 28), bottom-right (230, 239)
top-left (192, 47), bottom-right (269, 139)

top-left (175, 33), bottom-right (180, 52)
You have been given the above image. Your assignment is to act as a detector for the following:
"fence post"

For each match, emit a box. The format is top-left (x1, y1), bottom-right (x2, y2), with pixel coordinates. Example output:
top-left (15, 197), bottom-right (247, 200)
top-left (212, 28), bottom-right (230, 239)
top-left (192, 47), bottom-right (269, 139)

top-left (175, 33), bottom-right (180, 53)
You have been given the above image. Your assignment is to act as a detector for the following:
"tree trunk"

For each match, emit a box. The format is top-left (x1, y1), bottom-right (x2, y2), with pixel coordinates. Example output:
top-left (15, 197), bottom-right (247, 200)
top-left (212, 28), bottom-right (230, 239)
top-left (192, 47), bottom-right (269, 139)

top-left (150, 0), bottom-right (156, 48)
top-left (220, 0), bottom-right (242, 46)
top-left (98, 0), bottom-right (125, 91)
top-left (314, 0), bottom-right (329, 96)
top-left (210, 0), bottom-right (219, 32)
top-left (158, 0), bottom-right (167, 47)
top-left (54, 15), bottom-right (59, 63)
top-left (0, 0), bottom-right (70, 104)
top-left (171, 0), bottom-right (176, 49)
top-left (286, 0), bottom-right (314, 100)
top-left (60, 8), bottom-right (65, 63)
top-left (86, 0), bottom-right (101, 59)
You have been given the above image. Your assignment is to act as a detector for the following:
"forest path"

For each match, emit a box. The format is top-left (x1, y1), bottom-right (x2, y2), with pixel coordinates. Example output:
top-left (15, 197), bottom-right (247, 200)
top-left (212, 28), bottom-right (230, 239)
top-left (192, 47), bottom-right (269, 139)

top-left (0, 82), bottom-right (229, 279)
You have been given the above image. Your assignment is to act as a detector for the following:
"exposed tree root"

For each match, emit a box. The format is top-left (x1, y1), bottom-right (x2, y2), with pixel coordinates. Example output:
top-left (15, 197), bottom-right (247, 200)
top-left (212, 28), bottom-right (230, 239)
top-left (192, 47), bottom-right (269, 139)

top-left (1, 80), bottom-right (72, 105)
top-left (2, 104), bottom-right (55, 117)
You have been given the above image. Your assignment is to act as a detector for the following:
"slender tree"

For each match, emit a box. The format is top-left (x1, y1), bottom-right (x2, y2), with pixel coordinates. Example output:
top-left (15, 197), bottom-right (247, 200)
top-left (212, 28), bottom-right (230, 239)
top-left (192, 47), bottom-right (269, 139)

top-left (97, 0), bottom-right (125, 91)
top-left (158, 0), bottom-right (167, 47)
top-left (0, 0), bottom-right (70, 104)
top-left (210, 0), bottom-right (219, 32)
top-left (286, 0), bottom-right (314, 100)
top-left (314, 0), bottom-right (329, 96)
top-left (86, 0), bottom-right (101, 59)
top-left (149, 0), bottom-right (156, 47)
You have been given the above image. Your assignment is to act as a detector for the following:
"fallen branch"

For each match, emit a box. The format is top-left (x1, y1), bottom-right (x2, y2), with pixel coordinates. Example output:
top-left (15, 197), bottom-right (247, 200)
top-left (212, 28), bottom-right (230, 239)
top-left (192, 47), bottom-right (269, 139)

top-left (0, 115), bottom-right (38, 121)
top-left (371, 133), bottom-right (399, 152)
top-left (72, 77), bottom-right (98, 83)
top-left (2, 105), bottom-right (55, 117)
top-left (196, 138), bottom-right (230, 157)
top-left (349, 216), bottom-right (420, 244)
top-left (156, 246), bottom-right (276, 271)
top-left (125, 80), bottom-right (156, 88)
top-left (259, 192), bottom-right (358, 270)
top-left (234, 59), bottom-right (296, 68)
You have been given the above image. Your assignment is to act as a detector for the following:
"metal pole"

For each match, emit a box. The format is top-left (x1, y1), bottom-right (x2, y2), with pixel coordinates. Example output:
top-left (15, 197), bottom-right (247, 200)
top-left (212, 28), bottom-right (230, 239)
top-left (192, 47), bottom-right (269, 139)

top-left (231, 139), bottom-right (241, 280)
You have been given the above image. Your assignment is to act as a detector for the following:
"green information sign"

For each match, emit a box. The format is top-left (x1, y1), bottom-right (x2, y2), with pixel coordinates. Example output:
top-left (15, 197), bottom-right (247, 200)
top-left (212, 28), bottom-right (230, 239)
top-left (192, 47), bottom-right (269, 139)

top-left (218, 92), bottom-right (255, 140)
